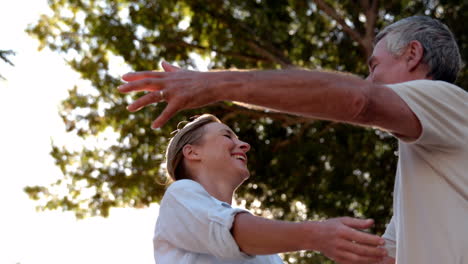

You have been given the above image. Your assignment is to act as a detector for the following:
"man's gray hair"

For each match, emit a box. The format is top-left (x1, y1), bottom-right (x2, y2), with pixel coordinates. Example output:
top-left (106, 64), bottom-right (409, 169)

top-left (375, 16), bottom-right (462, 83)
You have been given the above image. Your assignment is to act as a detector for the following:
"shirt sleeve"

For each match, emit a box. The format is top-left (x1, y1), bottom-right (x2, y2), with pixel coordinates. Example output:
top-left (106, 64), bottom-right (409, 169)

top-left (155, 180), bottom-right (252, 260)
top-left (382, 216), bottom-right (396, 258)
top-left (388, 80), bottom-right (468, 151)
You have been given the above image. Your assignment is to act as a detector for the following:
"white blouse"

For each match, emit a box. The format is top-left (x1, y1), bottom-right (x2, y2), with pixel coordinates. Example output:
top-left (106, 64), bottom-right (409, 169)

top-left (153, 179), bottom-right (284, 263)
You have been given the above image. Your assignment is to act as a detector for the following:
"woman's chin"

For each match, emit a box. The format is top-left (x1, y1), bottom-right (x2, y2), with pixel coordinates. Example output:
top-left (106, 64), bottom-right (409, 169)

top-left (240, 170), bottom-right (250, 180)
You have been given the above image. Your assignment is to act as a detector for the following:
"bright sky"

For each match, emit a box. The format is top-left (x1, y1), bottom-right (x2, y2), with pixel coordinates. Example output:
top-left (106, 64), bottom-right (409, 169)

top-left (0, 2), bottom-right (159, 264)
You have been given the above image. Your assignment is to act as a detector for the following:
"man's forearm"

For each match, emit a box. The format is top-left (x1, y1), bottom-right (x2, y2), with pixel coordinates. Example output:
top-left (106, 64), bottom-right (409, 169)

top-left (212, 69), bottom-right (371, 123)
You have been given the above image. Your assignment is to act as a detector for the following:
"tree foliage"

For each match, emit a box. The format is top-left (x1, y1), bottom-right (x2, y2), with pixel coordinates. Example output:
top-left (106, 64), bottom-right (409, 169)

top-left (25, 0), bottom-right (467, 262)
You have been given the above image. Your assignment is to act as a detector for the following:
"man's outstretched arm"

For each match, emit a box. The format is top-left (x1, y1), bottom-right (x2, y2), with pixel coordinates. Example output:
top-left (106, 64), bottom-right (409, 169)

top-left (118, 62), bottom-right (421, 139)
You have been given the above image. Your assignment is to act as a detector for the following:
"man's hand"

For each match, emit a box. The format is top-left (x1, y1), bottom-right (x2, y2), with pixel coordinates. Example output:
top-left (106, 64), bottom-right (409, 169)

top-left (118, 61), bottom-right (219, 129)
top-left (313, 217), bottom-right (387, 264)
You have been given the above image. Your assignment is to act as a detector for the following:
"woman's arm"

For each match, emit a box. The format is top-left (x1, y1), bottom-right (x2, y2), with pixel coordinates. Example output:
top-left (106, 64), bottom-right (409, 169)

top-left (157, 181), bottom-right (253, 260)
top-left (231, 213), bottom-right (387, 264)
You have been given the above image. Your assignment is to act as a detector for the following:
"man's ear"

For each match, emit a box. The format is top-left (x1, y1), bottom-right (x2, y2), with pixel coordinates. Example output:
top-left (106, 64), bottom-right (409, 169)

top-left (405, 40), bottom-right (425, 72)
top-left (182, 144), bottom-right (201, 161)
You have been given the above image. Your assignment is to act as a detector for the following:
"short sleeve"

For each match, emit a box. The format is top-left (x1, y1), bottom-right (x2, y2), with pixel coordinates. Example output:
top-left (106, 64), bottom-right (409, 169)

top-left (155, 180), bottom-right (252, 260)
top-left (388, 80), bottom-right (468, 150)
top-left (382, 216), bottom-right (396, 258)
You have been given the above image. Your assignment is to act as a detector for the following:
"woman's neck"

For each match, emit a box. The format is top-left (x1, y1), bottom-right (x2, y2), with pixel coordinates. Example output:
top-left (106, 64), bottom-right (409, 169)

top-left (193, 171), bottom-right (243, 204)
top-left (197, 177), bottom-right (236, 204)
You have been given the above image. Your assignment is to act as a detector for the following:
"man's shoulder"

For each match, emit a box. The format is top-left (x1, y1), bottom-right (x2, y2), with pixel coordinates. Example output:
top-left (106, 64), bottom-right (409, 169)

top-left (388, 80), bottom-right (467, 100)
top-left (389, 79), bottom-right (464, 91)
top-left (391, 80), bottom-right (468, 149)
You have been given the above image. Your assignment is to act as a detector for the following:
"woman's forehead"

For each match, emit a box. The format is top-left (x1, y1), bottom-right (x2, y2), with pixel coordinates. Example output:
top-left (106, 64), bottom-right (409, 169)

top-left (205, 122), bottom-right (236, 135)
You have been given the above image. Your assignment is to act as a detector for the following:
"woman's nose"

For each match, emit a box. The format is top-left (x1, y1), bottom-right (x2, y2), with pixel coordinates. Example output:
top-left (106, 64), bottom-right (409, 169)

top-left (239, 140), bottom-right (250, 152)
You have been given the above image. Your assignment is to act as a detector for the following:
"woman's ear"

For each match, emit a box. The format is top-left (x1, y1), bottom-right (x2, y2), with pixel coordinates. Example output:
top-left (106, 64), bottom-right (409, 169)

top-left (405, 40), bottom-right (425, 72)
top-left (182, 144), bottom-right (201, 161)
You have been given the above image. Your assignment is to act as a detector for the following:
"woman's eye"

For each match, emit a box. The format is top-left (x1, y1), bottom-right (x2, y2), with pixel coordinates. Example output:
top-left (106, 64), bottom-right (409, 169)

top-left (224, 134), bottom-right (231, 138)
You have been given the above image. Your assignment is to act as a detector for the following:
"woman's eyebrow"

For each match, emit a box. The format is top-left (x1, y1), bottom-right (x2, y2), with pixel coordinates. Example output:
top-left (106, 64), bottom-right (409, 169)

top-left (221, 128), bottom-right (238, 138)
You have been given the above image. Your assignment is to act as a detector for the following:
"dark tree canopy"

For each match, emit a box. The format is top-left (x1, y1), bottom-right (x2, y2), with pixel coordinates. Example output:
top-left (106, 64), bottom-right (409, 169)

top-left (25, 0), bottom-right (467, 263)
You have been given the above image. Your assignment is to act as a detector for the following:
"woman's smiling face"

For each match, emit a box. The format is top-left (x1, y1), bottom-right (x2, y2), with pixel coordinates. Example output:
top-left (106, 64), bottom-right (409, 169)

top-left (194, 122), bottom-right (251, 180)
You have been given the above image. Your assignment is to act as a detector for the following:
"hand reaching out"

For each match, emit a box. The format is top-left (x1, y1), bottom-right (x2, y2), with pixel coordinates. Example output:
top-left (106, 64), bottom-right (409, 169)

top-left (232, 213), bottom-right (388, 264)
top-left (313, 217), bottom-right (388, 264)
top-left (118, 61), bottom-right (221, 129)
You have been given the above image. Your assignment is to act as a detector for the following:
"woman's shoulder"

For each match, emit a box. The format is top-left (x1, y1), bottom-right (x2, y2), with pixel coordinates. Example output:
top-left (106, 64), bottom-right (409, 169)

top-left (166, 179), bottom-right (205, 194)
top-left (162, 179), bottom-right (212, 205)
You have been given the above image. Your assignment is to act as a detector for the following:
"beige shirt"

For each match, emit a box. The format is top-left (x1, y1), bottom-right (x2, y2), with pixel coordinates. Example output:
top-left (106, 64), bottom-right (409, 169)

top-left (383, 80), bottom-right (468, 263)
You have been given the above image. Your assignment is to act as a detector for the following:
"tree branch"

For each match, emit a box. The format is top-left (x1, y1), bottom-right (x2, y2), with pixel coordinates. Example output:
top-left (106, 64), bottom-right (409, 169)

top-left (312, 0), bottom-right (363, 43)
top-left (147, 39), bottom-right (269, 63)
top-left (272, 122), bottom-right (314, 152)
top-left (361, 0), bottom-right (379, 57)
top-left (215, 102), bottom-right (315, 126)
top-left (312, 0), bottom-right (377, 57)
top-left (203, 0), bottom-right (294, 68)
top-left (245, 40), bottom-right (293, 68)
top-left (0, 50), bottom-right (15, 66)
top-left (359, 0), bottom-right (370, 10)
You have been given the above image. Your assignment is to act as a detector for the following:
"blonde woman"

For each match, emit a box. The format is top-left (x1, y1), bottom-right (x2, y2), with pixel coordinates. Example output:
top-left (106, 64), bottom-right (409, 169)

top-left (154, 114), bottom-right (387, 264)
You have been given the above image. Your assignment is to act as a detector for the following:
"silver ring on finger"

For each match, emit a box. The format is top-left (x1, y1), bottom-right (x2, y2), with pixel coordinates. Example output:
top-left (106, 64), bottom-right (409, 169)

top-left (159, 90), bottom-right (165, 101)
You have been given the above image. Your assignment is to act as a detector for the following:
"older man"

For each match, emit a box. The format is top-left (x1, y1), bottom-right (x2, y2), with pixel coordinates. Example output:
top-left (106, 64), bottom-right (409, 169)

top-left (119, 16), bottom-right (467, 264)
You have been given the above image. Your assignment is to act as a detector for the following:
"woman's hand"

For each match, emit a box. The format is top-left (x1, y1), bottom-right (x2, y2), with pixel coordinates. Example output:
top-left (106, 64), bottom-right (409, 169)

top-left (376, 256), bottom-right (396, 264)
top-left (311, 217), bottom-right (387, 264)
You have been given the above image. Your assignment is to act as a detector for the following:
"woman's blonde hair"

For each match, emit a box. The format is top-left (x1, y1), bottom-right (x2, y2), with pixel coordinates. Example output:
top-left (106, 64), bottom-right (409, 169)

top-left (165, 114), bottom-right (221, 181)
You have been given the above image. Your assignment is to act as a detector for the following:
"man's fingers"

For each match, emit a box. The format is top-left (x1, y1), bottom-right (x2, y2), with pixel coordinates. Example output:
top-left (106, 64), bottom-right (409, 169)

top-left (121, 71), bottom-right (165, 82)
top-left (121, 61), bottom-right (181, 82)
top-left (118, 78), bottom-right (164, 93)
top-left (152, 103), bottom-right (179, 129)
top-left (161, 61), bottom-right (181, 72)
top-left (127, 91), bottom-right (163, 112)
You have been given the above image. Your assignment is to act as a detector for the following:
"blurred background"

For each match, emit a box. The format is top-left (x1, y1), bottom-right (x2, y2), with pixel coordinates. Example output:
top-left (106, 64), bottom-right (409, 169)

top-left (1, 1), bottom-right (466, 263)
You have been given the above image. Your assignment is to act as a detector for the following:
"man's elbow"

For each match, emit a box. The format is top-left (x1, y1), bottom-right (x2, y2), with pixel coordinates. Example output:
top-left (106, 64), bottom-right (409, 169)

top-left (348, 83), bottom-right (373, 125)
top-left (348, 83), bottom-right (422, 139)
